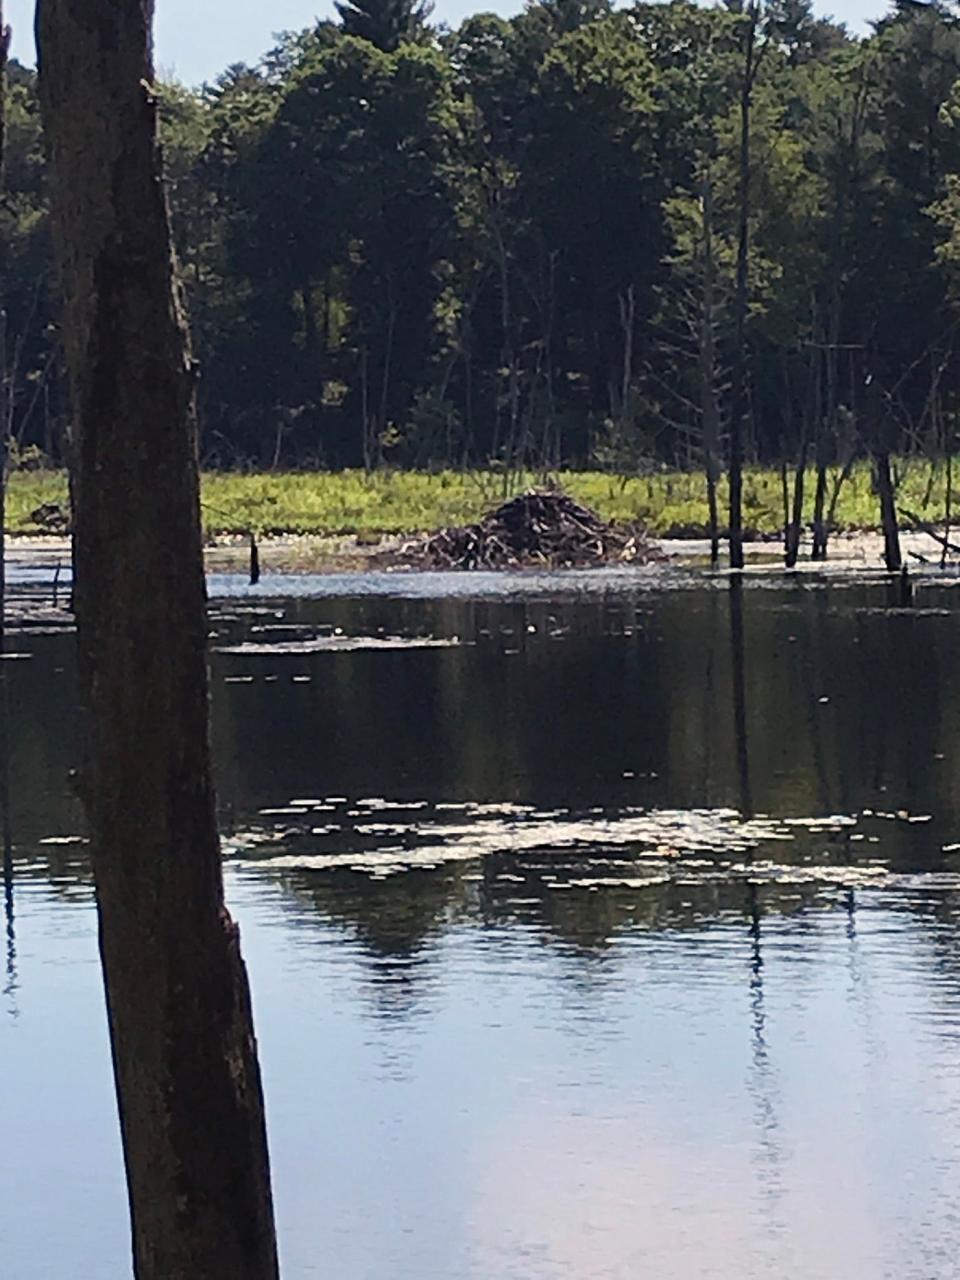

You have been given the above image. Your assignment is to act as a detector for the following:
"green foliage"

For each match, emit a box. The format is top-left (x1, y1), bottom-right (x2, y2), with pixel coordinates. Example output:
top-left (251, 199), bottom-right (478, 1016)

top-left (8, 1), bottom-right (960, 482)
top-left (234, 36), bottom-right (466, 465)
top-left (10, 462), bottom-right (960, 539)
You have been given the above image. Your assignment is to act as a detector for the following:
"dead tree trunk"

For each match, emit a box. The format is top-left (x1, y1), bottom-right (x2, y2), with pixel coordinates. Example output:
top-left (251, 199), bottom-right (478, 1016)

top-left (785, 447), bottom-right (807, 568)
top-left (783, 342), bottom-right (811, 569)
top-left (617, 282), bottom-right (635, 439)
top-left (810, 452), bottom-right (829, 560)
top-left (0, 5), bottom-right (13, 1004)
top-left (876, 451), bottom-right (902, 573)
top-left (943, 394), bottom-right (953, 569)
top-left (699, 173), bottom-right (722, 568)
top-left (37, 4), bottom-right (279, 1278)
top-left (0, 4), bottom-right (9, 654)
top-left (728, 4), bottom-right (758, 572)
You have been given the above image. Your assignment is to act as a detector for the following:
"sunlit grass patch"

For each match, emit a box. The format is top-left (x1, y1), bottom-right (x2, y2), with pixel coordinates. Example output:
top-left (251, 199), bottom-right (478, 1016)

top-left (7, 470), bottom-right (69, 532)
top-left (6, 458), bottom-right (959, 538)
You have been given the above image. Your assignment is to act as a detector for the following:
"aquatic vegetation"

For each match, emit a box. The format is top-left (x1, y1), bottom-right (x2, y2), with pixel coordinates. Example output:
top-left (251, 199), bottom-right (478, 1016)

top-left (225, 795), bottom-right (892, 884)
top-left (215, 634), bottom-right (460, 654)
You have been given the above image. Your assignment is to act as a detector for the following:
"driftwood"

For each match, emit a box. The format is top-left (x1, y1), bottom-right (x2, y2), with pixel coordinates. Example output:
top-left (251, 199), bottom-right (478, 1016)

top-left (29, 501), bottom-right (71, 533)
top-left (901, 508), bottom-right (960, 560)
top-left (392, 489), bottom-right (661, 570)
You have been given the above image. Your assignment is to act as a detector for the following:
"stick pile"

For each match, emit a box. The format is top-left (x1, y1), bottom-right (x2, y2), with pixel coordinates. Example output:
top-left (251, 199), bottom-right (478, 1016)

top-left (394, 489), bottom-right (660, 570)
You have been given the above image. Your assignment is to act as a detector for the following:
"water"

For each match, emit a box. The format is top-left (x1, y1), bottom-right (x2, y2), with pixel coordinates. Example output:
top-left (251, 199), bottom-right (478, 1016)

top-left (4, 571), bottom-right (960, 1278)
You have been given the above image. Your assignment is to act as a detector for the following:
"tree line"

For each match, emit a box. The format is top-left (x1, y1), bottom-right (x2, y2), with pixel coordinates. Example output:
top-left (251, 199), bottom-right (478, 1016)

top-left (7, 0), bottom-right (960, 495)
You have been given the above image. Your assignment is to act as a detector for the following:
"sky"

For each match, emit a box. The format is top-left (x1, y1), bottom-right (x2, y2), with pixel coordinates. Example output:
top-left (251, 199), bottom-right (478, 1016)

top-left (8, 0), bottom-right (890, 87)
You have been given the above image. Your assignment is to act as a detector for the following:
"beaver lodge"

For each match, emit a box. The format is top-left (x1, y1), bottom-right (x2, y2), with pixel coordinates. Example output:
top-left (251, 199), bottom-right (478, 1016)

top-left (391, 489), bottom-right (661, 570)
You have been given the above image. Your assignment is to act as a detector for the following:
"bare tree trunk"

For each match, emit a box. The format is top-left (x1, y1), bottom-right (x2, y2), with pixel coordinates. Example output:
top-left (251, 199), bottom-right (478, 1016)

top-left (785, 449), bottom-right (806, 569)
top-left (0, 6), bottom-right (9, 656)
top-left (700, 173), bottom-right (722, 569)
top-left (810, 454), bottom-right (829, 559)
top-left (876, 451), bottom-right (902, 573)
top-left (618, 283), bottom-right (635, 421)
top-left (943, 412), bottom-right (953, 570)
top-left (812, 285), bottom-right (840, 560)
top-left (37, 5), bottom-right (279, 1278)
top-left (0, 7), bottom-right (13, 1004)
top-left (809, 324), bottom-right (829, 563)
top-left (729, 5), bottom-right (758, 571)
top-left (783, 349), bottom-right (808, 570)
top-left (784, 333), bottom-right (816, 568)
top-left (490, 211), bottom-right (519, 487)
top-left (360, 343), bottom-right (372, 470)
top-left (377, 279), bottom-right (397, 470)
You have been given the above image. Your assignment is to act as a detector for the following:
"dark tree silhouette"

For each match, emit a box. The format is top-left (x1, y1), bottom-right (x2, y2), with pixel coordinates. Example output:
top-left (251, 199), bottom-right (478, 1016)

top-left (36, 2), bottom-right (279, 1276)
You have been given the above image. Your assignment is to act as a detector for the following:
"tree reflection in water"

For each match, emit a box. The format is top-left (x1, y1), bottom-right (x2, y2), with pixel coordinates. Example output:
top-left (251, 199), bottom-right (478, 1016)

top-left (1, 662), bottom-right (15, 1016)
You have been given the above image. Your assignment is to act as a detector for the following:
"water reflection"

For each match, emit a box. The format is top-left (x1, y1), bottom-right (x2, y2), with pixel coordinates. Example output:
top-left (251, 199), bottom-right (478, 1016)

top-left (730, 578), bottom-right (753, 817)
top-left (3, 845), bottom-right (14, 1015)
top-left (746, 882), bottom-right (784, 1230)
top-left (1, 664), bottom-right (16, 1016)
top-left (200, 582), bottom-right (960, 855)
top-left (5, 575), bottom-right (960, 1276)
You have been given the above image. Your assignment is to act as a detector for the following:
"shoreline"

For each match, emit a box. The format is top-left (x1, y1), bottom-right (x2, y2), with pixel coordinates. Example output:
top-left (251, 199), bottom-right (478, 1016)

top-left (6, 528), bottom-right (957, 577)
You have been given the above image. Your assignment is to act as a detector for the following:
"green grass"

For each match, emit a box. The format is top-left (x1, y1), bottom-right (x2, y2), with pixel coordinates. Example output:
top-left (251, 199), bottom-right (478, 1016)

top-left (7, 471), bottom-right (70, 533)
top-left (6, 460), bottom-right (956, 538)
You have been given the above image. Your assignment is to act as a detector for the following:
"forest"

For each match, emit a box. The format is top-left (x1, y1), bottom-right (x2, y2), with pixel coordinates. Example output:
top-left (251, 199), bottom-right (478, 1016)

top-left (5, 0), bottom-right (960, 486)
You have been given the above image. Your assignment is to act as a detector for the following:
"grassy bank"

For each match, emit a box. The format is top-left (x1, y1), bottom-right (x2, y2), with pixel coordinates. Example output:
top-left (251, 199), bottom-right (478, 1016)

top-left (6, 463), bottom-right (956, 538)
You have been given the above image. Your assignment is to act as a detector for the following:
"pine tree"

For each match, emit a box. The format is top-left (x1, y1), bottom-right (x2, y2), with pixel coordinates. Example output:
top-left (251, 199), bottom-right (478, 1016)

top-left (335, 0), bottom-right (433, 52)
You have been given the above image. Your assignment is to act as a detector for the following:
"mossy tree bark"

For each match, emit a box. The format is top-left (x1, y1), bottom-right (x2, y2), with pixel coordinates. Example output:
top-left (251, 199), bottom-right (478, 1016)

top-left (36, 4), bottom-right (279, 1277)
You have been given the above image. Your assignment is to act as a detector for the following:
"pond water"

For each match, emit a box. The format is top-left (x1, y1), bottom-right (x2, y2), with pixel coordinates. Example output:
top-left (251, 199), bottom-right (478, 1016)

top-left (4, 568), bottom-right (960, 1278)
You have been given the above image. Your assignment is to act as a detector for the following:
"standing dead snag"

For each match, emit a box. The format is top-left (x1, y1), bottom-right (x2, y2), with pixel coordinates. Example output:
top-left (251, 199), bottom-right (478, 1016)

top-left (699, 172), bottom-right (723, 569)
top-left (0, 2), bottom-right (14, 1008)
top-left (0, 1), bottom-right (9, 652)
top-left (728, 2), bottom-right (760, 573)
top-left (875, 451), bottom-right (902, 574)
top-left (37, 4), bottom-right (279, 1279)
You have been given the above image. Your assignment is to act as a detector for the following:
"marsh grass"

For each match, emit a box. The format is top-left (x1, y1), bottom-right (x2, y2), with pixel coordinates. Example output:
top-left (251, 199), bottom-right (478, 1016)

top-left (6, 460), bottom-right (957, 538)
